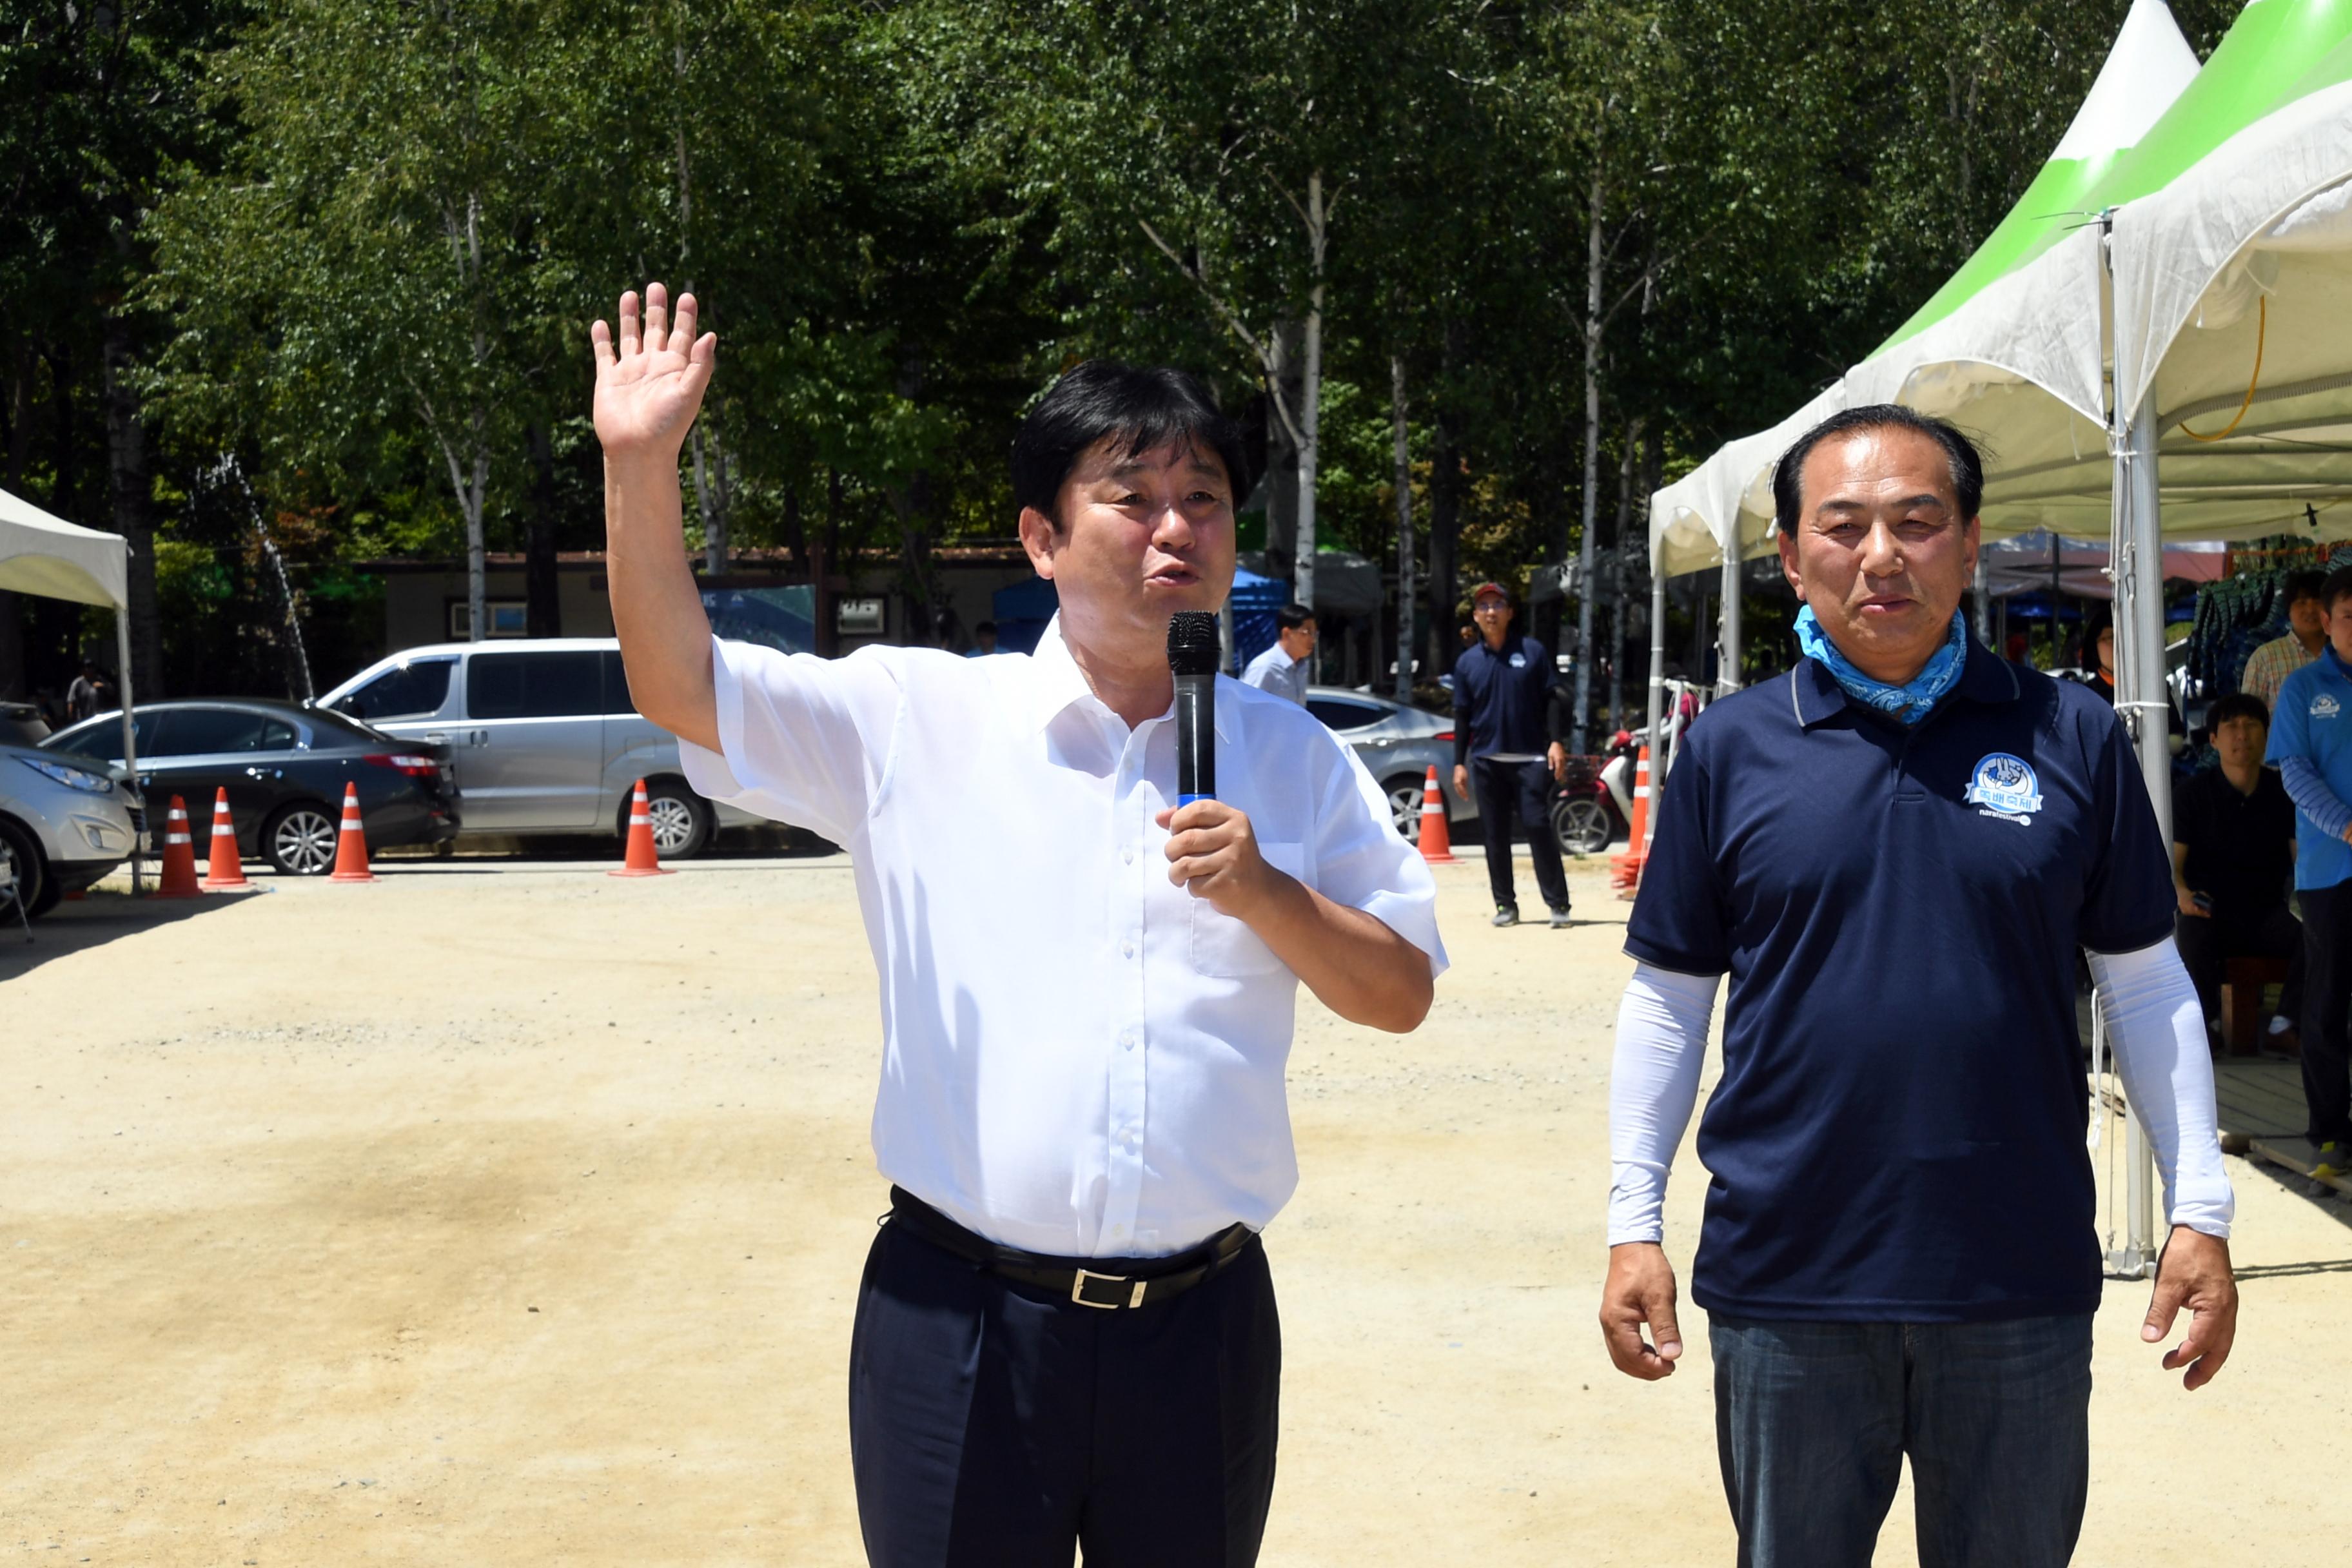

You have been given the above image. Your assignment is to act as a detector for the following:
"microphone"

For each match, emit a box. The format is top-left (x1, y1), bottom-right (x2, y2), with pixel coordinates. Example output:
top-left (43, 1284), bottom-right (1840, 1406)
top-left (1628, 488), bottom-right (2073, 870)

top-left (1168, 611), bottom-right (1220, 805)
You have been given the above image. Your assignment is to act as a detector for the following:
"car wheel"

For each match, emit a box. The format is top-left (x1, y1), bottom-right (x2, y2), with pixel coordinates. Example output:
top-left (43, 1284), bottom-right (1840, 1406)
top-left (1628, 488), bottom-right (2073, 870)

top-left (1384, 776), bottom-right (1433, 840)
top-left (1552, 796), bottom-right (1612, 857)
top-left (0, 816), bottom-right (48, 920)
top-left (634, 779), bottom-right (711, 860)
top-left (264, 801), bottom-right (340, 876)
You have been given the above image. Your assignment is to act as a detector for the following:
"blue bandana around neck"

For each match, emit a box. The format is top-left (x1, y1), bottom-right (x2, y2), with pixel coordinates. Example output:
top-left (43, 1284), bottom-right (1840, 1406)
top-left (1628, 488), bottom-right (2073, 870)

top-left (1794, 605), bottom-right (1969, 726)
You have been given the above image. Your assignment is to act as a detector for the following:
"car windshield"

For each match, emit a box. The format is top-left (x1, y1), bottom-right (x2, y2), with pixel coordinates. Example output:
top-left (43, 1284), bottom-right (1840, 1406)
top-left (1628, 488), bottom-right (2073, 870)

top-left (333, 658), bottom-right (454, 721)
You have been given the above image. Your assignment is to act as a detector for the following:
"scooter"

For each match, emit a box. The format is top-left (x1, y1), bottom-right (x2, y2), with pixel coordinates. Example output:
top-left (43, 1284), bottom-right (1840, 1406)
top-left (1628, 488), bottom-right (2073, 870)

top-left (1549, 730), bottom-right (1638, 856)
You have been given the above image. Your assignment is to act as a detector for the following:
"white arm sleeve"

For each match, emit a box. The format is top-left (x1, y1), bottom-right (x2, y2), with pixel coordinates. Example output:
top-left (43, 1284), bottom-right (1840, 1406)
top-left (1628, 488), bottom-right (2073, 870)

top-left (2085, 938), bottom-right (2236, 1239)
top-left (1606, 963), bottom-right (1720, 1245)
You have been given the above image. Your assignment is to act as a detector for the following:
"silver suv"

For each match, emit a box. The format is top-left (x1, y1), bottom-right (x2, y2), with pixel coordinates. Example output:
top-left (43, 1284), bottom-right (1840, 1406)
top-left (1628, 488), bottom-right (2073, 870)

top-left (0, 742), bottom-right (140, 918)
top-left (317, 639), bottom-right (755, 858)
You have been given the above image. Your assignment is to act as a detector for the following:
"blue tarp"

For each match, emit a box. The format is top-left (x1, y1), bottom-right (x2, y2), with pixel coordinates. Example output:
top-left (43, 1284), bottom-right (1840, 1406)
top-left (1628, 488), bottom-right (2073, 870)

top-left (1228, 566), bottom-right (1288, 674)
top-left (701, 585), bottom-right (816, 655)
top-left (990, 576), bottom-right (1059, 654)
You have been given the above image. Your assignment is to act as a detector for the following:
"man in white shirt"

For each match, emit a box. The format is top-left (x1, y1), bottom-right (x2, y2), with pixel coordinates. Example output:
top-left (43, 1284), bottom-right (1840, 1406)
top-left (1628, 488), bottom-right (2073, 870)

top-left (1241, 602), bottom-right (1315, 705)
top-left (592, 284), bottom-right (1445, 1567)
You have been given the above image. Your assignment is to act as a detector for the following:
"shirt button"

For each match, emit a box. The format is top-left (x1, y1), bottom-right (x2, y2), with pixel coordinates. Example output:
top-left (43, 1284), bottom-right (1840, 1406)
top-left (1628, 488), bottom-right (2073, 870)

top-left (1121, 939), bottom-right (1136, 959)
top-left (1120, 1028), bottom-right (1138, 1050)
top-left (1123, 846), bottom-right (1136, 864)
top-left (1122, 1126), bottom-right (1140, 1149)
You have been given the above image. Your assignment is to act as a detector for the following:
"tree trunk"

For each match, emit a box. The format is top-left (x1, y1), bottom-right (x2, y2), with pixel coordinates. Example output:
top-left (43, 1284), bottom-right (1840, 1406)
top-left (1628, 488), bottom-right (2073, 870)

top-left (1571, 165), bottom-right (1606, 753)
top-left (0, 331), bottom-right (32, 699)
top-left (1293, 170), bottom-right (1326, 618)
top-left (781, 479), bottom-right (807, 576)
top-left (1609, 416), bottom-right (1643, 736)
top-left (1391, 353), bottom-right (1414, 703)
top-left (1429, 420), bottom-right (1460, 683)
top-left (101, 312), bottom-right (164, 701)
top-left (525, 422), bottom-right (562, 638)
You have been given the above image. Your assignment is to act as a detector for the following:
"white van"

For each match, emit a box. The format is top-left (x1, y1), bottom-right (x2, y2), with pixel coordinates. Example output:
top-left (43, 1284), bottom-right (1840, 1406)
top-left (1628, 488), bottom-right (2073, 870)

top-left (318, 638), bottom-right (760, 858)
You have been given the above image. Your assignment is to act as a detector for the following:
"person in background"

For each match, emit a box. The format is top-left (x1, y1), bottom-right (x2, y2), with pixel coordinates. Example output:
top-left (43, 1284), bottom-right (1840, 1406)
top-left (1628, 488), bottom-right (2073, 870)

top-left (2239, 570), bottom-right (2326, 714)
top-left (64, 660), bottom-right (100, 723)
top-left (1241, 603), bottom-right (1315, 705)
top-left (2077, 602), bottom-right (2184, 747)
top-left (966, 620), bottom-right (1002, 657)
top-left (2264, 563), bottom-right (2352, 1184)
top-left (2172, 692), bottom-right (2302, 1052)
top-left (2006, 630), bottom-right (2034, 666)
top-left (1451, 582), bottom-right (1571, 928)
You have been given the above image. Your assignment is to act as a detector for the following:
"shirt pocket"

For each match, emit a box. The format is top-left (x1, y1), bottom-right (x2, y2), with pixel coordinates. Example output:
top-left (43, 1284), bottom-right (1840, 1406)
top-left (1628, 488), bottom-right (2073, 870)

top-left (1190, 840), bottom-right (1308, 978)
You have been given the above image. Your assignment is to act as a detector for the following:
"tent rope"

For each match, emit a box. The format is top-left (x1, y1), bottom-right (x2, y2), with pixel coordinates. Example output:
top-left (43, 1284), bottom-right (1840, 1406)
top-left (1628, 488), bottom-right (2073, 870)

top-left (2177, 296), bottom-right (2268, 442)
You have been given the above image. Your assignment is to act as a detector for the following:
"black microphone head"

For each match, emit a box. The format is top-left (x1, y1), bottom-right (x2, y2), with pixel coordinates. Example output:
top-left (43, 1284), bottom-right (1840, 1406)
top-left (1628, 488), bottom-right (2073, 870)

top-left (1167, 611), bottom-right (1222, 677)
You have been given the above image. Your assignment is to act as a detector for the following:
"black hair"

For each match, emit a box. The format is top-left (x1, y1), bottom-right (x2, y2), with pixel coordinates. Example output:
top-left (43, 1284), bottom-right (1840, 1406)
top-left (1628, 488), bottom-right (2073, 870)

top-left (1011, 360), bottom-right (1252, 529)
top-left (1275, 602), bottom-right (1315, 632)
top-left (2284, 569), bottom-right (2327, 608)
top-left (1770, 403), bottom-right (1986, 536)
top-left (2322, 565), bottom-right (2352, 612)
top-left (2209, 691), bottom-right (2269, 731)
top-left (975, 620), bottom-right (997, 635)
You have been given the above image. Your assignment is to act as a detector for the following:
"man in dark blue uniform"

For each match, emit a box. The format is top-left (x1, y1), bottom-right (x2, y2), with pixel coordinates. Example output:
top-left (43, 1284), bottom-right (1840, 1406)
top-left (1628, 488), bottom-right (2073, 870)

top-left (1597, 406), bottom-right (2239, 1568)
top-left (1451, 581), bottom-right (1570, 927)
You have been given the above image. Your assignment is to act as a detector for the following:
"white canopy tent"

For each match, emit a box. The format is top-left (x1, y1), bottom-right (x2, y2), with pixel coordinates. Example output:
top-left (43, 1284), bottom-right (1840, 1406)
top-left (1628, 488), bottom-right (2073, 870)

top-left (1, 485), bottom-right (144, 862)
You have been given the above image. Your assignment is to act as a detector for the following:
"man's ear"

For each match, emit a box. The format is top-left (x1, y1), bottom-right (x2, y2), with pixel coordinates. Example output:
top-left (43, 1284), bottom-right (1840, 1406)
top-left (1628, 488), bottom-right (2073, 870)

top-left (1018, 506), bottom-right (1059, 580)
top-left (1776, 526), bottom-right (1803, 596)
top-left (1963, 514), bottom-right (1981, 582)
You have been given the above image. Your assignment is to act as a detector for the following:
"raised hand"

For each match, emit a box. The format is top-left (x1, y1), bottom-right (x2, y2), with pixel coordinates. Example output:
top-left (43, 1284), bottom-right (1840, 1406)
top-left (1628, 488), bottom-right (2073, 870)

top-left (591, 282), bottom-right (716, 464)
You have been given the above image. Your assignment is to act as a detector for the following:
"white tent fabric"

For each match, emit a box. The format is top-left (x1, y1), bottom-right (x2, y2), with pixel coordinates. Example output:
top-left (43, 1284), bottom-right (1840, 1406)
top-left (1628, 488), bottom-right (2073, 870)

top-left (1, 486), bottom-right (128, 609)
top-left (2106, 77), bottom-right (2352, 538)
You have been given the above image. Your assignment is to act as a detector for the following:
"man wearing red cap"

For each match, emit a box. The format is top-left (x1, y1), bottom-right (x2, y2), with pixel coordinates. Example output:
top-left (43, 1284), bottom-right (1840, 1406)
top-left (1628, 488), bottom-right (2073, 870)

top-left (1451, 581), bottom-right (1571, 926)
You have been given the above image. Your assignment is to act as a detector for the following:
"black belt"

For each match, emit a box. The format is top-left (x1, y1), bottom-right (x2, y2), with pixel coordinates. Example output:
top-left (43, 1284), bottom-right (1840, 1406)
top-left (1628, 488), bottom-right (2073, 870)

top-left (887, 1187), bottom-right (1257, 1311)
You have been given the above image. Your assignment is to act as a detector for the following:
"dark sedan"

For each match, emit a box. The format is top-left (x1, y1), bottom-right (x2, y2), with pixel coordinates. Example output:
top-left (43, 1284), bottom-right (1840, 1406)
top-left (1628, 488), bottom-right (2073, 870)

top-left (43, 700), bottom-right (460, 875)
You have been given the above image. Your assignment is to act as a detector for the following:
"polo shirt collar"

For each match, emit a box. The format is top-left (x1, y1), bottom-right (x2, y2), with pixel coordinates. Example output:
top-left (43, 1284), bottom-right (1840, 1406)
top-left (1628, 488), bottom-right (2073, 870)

top-left (1789, 635), bottom-right (2017, 730)
top-left (1023, 612), bottom-right (1240, 743)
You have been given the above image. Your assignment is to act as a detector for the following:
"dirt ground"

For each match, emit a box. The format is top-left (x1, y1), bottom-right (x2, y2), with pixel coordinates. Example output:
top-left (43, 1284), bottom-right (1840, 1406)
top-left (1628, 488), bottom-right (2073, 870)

top-left (5, 847), bottom-right (2347, 1566)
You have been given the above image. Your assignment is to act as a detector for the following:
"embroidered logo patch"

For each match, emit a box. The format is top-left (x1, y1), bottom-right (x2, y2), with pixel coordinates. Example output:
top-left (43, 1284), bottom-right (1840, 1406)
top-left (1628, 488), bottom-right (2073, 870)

top-left (2314, 694), bottom-right (2341, 720)
top-left (1964, 752), bottom-right (2043, 824)
top-left (1509, 652), bottom-right (1527, 669)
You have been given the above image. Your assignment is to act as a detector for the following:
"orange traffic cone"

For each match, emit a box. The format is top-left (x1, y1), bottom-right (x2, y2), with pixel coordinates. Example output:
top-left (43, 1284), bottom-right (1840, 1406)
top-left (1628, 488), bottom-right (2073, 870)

top-left (155, 795), bottom-right (201, 898)
top-left (1416, 765), bottom-right (1459, 865)
top-left (328, 782), bottom-right (379, 883)
top-left (1609, 745), bottom-right (1653, 899)
top-left (200, 787), bottom-right (250, 889)
top-left (609, 779), bottom-right (674, 877)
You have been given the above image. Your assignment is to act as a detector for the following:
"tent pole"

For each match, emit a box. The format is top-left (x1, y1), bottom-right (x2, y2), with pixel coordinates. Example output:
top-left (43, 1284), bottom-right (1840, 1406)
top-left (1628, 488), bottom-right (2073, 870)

top-left (1718, 548), bottom-right (1743, 696)
top-left (1644, 567), bottom-right (1666, 750)
top-left (2122, 391), bottom-right (2168, 1275)
top-left (1972, 553), bottom-right (1990, 645)
top-left (115, 607), bottom-right (142, 896)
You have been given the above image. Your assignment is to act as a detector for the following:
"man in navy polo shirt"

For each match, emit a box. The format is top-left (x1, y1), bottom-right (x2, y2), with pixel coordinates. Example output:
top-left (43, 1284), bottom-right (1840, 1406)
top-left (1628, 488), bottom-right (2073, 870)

top-left (1596, 406), bottom-right (2238, 1568)
top-left (1451, 581), bottom-right (1571, 927)
top-left (2264, 563), bottom-right (2352, 1181)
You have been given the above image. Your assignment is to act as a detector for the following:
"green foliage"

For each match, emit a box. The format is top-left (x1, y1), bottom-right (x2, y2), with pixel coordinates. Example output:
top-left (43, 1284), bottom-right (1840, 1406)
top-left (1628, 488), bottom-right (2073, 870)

top-left (6, 0), bottom-right (2244, 691)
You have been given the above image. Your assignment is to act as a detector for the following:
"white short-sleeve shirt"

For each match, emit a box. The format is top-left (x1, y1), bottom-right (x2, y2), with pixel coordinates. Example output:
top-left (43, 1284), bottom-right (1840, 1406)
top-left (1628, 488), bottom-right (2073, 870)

top-left (681, 614), bottom-right (1447, 1257)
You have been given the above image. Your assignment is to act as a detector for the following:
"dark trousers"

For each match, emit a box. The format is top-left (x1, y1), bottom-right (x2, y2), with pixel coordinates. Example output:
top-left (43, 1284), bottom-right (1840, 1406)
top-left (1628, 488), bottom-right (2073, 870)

top-left (2175, 902), bottom-right (2304, 1034)
top-left (1710, 1313), bottom-right (2093, 1568)
top-left (1472, 756), bottom-right (1567, 912)
top-left (848, 1217), bottom-right (1282, 1567)
top-left (2298, 882), bottom-right (2352, 1147)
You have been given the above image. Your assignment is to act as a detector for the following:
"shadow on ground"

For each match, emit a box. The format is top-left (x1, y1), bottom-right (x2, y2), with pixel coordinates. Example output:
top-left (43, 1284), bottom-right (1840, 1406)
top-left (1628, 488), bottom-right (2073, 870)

top-left (0, 887), bottom-right (255, 981)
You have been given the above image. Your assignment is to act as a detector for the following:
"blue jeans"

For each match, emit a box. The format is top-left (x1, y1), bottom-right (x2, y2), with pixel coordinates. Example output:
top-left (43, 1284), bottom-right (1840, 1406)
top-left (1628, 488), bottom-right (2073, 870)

top-left (1710, 1314), bottom-right (2093, 1568)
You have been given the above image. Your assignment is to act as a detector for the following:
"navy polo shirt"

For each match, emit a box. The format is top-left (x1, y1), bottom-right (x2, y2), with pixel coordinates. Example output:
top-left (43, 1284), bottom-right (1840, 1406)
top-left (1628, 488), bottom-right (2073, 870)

top-left (1452, 635), bottom-right (1556, 758)
top-left (1626, 642), bottom-right (2173, 1323)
